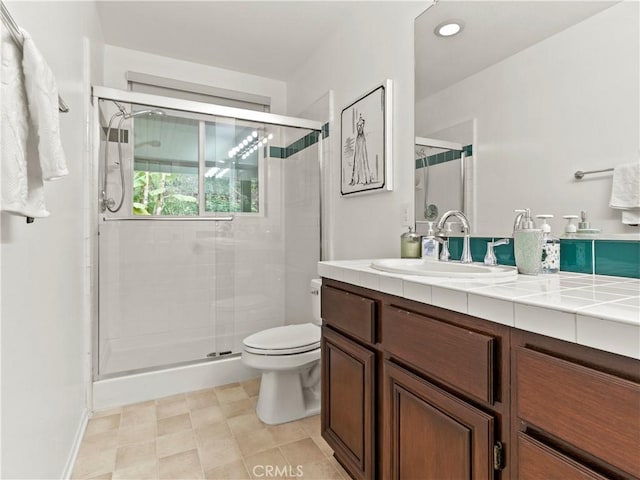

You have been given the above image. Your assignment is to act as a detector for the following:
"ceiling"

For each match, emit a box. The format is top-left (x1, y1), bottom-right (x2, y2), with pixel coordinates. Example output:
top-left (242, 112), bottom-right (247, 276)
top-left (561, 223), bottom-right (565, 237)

top-left (415, 1), bottom-right (617, 101)
top-left (97, 1), bottom-right (618, 100)
top-left (96, 1), bottom-right (365, 81)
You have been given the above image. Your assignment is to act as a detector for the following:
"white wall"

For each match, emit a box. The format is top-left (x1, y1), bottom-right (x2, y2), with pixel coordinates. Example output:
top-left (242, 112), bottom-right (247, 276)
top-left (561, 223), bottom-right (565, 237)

top-left (417, 2), bottom-right (639, 237)
top-left (103, 45), bottom-right (288, 115)
top-left (1, 2), bottom-right (104, 478)
top-left (287, 2), bottom-right (428, 260)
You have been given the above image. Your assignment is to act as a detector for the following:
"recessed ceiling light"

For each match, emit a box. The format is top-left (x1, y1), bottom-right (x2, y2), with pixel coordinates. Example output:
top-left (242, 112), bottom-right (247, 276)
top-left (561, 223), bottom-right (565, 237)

top-left (435, 20), bottom-right (463, 37)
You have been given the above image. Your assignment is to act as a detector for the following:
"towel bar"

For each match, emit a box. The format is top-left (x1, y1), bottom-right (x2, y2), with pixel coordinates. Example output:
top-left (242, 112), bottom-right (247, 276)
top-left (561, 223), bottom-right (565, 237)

top-left (574, 168), bottom-right (614, 179)
top-left (0, 1), bottom-right (69, 113)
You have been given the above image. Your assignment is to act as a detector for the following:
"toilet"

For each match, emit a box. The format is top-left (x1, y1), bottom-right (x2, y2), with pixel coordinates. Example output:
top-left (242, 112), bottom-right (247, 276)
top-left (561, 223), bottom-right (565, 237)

top-left (241, 279), bottom-right (322, 425)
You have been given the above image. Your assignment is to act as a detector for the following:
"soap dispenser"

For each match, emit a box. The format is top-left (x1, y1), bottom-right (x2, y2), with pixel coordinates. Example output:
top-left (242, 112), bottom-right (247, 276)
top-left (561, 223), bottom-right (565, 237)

top-left (421, 222), bottom-right (439, 260)
top-left (400, 227), bottom-right (421, 258)
top-left (513, 209), bottom-right (543, 275)
top-left (562, 215), bottom-right (579, 238)
top-left (536, 214), bottom-right (560, 274)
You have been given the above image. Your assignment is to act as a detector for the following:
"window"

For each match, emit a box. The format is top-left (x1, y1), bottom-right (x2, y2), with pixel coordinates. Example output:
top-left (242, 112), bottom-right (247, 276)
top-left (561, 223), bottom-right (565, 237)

top-left (132, 115), bottom-right (200, 216)
top-left (204, 122), bottom-right (261, 214)
top-left (132, 110), bottom-right (265, 216)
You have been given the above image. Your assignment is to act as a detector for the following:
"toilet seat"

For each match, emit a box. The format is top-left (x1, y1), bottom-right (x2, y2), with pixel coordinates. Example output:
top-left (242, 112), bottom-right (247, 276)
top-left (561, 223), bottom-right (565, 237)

top-left (243, 323), bottom-right (320, 355)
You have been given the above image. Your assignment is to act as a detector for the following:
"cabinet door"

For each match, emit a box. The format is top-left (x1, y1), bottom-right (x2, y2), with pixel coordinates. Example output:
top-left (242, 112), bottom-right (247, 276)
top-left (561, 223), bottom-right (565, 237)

top-left (321, 327), bottom-right (375, 480)
top-left (384, 360), bottom-right (495, 480)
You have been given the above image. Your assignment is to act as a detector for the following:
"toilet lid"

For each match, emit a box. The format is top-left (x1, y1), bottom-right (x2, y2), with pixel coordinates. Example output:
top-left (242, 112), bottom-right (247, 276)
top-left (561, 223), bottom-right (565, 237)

top-left (243, 323), bottom-right (321, 355)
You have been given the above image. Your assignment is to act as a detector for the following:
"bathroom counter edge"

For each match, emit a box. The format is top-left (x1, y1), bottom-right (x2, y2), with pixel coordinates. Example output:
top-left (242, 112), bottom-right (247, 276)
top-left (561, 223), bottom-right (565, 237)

top-left (318, 259), bottom-right (640, 360)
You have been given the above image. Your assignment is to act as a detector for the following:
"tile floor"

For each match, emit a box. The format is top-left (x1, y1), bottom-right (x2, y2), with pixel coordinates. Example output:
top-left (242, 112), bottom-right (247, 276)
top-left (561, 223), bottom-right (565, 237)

top-left (72, 378), bottom-right (349, 480)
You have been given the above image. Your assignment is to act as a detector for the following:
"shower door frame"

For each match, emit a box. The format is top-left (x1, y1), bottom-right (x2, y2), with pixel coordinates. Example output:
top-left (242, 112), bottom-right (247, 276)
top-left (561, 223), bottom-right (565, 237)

top-left (90, 86), bottom-right (324, 381)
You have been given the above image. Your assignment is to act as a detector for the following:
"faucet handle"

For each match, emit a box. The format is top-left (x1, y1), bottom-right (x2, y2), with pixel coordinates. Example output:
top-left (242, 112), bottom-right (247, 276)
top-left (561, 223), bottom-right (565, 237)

top-left (484, 238), bottom-right (510, 266)
top-left (490, 238), bottom-right (510, 248)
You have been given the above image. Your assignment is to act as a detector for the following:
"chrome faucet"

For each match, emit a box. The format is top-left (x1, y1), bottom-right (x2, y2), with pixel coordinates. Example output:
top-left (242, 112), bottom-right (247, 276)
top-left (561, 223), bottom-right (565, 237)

top-left (436, 210), bottom-right (473, 263)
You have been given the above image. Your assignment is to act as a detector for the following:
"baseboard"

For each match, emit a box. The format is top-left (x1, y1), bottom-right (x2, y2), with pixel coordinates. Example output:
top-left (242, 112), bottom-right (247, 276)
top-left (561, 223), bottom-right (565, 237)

top-left (61, 408), bottom-right (89, 480)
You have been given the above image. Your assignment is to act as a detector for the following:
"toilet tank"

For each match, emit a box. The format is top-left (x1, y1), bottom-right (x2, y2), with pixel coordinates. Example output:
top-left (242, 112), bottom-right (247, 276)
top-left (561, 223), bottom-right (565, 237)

top-left (310, 279), bottom-right (322, 325)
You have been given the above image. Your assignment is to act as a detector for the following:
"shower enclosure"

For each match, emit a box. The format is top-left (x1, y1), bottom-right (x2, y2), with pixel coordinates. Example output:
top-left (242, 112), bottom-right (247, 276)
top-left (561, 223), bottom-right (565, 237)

top-left (92, 87), bottom-right (322, 382)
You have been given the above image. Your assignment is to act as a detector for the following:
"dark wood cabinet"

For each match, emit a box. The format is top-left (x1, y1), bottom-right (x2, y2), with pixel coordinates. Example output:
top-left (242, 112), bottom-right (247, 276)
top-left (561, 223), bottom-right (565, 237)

top-left (511, 331), bottom-right (640, 480)
top-left (517, 433), bottom-right (609, 480)
top-left (383, 360), bottom-right (495, 480)
top-left (382, 305), bottom-right (497, 404)
top-left (320, 278), bottom-right (640, 480)
top-left (321, 326), bottom-right (376, 480)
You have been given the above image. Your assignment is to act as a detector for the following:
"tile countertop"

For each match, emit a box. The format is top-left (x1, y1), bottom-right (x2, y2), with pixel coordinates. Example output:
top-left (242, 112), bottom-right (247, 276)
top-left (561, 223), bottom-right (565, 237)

top-left (317, 260), bottom-right (640, 360)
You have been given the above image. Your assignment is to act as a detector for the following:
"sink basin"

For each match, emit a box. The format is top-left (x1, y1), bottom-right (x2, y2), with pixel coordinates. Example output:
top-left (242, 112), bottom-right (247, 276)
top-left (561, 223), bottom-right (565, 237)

top-left (370, 258), bottom-right (518, 279)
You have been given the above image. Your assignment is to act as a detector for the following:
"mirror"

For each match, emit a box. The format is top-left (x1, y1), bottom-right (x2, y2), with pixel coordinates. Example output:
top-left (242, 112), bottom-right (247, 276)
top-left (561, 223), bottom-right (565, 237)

top-left (415, 1), bottom-right (639, 237)
top-left (414, 119), bottom-right (475, 234)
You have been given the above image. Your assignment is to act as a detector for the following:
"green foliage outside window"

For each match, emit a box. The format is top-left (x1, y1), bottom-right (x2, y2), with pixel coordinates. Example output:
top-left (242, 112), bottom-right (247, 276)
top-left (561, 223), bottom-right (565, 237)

top-left (204, 177), bottom-right (258, 213)
top-left (133, 170), bottom-right (259, 215)
top-left (133, 171), bottom-right (198, 216)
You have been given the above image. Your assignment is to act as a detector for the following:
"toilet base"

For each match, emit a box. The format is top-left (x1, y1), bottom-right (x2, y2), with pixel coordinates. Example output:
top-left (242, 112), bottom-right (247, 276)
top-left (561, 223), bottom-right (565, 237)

top-left (255, 363), bottom-right (321, 425)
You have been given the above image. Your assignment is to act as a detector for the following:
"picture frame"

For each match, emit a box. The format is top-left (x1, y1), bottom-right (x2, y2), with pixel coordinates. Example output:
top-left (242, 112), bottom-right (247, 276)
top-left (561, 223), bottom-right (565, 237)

top-left (340, 79), bottom-right (393, 196)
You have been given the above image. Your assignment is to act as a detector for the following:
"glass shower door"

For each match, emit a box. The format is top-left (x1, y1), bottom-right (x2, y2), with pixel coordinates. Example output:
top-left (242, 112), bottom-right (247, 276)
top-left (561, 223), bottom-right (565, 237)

top-left (96, 96), bottom-right (320, 378)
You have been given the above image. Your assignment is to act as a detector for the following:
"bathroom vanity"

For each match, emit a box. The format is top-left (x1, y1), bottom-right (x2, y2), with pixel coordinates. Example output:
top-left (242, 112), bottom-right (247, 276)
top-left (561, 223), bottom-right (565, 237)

top-left (318, 261), bottom-right (640, 480)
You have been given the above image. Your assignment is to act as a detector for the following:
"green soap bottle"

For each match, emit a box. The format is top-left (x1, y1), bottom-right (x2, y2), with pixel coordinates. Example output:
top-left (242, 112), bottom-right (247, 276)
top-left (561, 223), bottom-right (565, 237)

top-left (400, 227), bottom-right (421, 258)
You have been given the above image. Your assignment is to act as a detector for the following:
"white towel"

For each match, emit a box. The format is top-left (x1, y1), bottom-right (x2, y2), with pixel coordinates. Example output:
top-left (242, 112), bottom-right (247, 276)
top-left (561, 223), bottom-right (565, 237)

top-left (609, 161), bottom-right (640, 225)
top-left (622, 210), bottom-right (640, 225)
top-left (1, 28), bottom-right (68, 218)
top-left (22, 29), bottom-right (68, 180)
top-left (0, 28), bottom-right (49, 217)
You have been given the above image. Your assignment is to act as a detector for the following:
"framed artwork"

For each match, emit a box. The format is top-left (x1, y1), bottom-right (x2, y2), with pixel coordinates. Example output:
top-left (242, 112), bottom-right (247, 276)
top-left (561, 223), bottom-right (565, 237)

top-left (341, 79), bottom-right (393, 196)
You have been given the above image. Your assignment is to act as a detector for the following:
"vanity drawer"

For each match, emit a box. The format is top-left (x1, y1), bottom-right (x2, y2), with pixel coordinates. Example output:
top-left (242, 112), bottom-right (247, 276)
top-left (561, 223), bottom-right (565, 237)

top-left (517, 433), bottom-right (608, 480)
top-left (382, 306), bottom-right (496, 404)
top-left (321, 285), bottom-right (376, 344)
top-left (515, 347), bottom-right (640, 477)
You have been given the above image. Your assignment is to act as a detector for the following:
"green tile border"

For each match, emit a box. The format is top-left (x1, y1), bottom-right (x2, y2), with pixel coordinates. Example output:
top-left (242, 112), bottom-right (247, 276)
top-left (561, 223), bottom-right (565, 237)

top-left (415, 144), bottom-right (473, 170)
top-left (436, 236), bottom-right (514, 265)
top-left (269, 124), bottom-right (327, 159)
top-left (560, 239), bottom-right (593, 274)
top-left (269, 146), bottom-right (286, 158)
top-left (447, 237), bottom-right (463, 260)
top-left (430, 236), bottom-right (638, 277)
top-left (594, 240), bottom-right (640, 278)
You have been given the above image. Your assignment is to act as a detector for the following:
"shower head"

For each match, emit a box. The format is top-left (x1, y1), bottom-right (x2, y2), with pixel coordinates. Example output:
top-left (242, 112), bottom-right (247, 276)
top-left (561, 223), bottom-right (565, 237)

top-left (123, 109), bottom-right (165, 119)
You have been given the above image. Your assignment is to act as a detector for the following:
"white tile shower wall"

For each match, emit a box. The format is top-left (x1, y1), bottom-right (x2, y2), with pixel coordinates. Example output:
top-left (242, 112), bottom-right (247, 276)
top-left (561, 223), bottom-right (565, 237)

top-left (98, 158), bottom-right (286, 375)
top-left (0, 2), bottom-right (104, 478)
top-left (284, 141), bottom-right (322, 326)
top-left (416, 2), bottom-right (639, 237)
top-left (286, 2), bottom-right (426, 260)
top-left (103, 45), bottom-right (288, 115)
